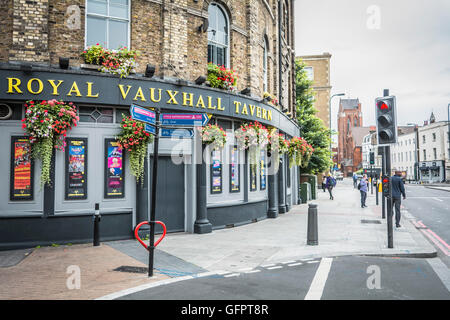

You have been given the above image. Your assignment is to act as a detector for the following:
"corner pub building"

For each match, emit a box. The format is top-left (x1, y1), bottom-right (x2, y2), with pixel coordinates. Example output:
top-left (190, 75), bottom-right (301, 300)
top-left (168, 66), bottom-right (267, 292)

top-left (0, 0), bottom-right (299, 249)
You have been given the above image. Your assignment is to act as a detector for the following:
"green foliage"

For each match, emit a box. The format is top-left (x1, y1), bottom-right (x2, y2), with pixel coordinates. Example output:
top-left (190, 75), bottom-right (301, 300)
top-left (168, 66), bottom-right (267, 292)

top-left (295, 59), bottom-right (333, 174)
top-left (207, 63), bottom-right (237, 91)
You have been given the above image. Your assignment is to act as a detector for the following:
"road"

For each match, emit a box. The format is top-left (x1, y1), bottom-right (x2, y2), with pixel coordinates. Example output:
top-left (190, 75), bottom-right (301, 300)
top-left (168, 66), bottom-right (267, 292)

top-left (402, 185), bottom-right (450, 264)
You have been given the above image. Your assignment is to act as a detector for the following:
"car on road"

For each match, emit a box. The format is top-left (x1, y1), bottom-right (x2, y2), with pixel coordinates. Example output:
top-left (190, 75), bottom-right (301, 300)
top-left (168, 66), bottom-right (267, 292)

top-left (334, 172), bottom-right (343, 180)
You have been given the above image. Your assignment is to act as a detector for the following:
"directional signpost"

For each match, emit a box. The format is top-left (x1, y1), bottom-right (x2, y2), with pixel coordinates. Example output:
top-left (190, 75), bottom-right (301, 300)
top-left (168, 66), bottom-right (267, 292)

top-left (130, 104), bottom-right (210, 277)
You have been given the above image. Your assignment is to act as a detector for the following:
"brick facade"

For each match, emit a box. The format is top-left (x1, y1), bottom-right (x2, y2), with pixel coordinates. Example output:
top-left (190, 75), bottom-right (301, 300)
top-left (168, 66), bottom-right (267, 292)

top-left (1, 0), bottom-right (296, 116)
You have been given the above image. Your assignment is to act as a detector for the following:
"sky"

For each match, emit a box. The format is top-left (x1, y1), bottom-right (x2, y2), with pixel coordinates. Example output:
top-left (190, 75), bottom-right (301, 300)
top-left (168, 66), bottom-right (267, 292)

top-left (294, 0), bottom-right (450, 133)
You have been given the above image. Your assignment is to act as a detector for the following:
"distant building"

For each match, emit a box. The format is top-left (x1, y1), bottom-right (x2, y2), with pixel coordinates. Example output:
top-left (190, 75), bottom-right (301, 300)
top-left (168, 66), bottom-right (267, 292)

top-left (391, 126), bottom-right (418, 180)
top-left (297, 53), bottom-right (332, 128)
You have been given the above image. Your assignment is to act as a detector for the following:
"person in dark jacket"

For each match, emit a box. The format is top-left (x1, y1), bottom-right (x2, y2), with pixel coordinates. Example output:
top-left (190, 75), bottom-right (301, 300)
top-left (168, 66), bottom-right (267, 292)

top-left (391, 170), bottom-right (406, 228)
top-left (359, 174), bottom-right (368, 208)
top-left (325, 173), bottom-right (335, 200)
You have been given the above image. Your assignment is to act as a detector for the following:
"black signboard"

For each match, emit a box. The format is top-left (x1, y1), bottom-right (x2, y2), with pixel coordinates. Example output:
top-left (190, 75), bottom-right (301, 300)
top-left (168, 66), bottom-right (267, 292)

top-left (210, 150), bottom-right (222, 194)
top-left (10, 136), bottom-right (34, 201)
top-left (229, 145), bottom-right (240, 193)
top-left (104, 138), bottom-right (125, 198)
top-left (65, 138), bottom-right (87, 200)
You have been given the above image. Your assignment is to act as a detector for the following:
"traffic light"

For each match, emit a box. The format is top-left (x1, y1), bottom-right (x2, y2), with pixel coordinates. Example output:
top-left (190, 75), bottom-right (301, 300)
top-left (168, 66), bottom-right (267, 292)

top-left (382, 175), bottom-right (390, 197)
top-left (375, 96), bottom-right (397, 145)
top-left (369, 152), bottom-right (375, 165)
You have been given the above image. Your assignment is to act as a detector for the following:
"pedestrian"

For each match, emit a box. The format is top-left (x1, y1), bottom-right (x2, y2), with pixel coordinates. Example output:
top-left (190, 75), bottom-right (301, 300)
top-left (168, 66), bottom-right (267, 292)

top-left (358, 174), bottom-right (368, 208)
top-left (322, 176), bottom-right (327, 192)
top-left (391, 170), bottom-right (406, 228)
top-left (352, 173), bottom-right (357, 189)
top-left (325, 173), bottom-right (336, 200)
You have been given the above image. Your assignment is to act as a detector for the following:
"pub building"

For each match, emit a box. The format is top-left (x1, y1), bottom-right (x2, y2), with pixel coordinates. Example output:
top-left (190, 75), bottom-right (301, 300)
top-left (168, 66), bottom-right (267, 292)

top-left (0, 0), bottom-right (300, 249)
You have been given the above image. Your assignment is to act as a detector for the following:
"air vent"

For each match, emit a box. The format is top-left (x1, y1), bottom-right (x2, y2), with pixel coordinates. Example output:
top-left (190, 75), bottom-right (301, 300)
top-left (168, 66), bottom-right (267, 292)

top-left (0, 104), bottom-right (12, 120)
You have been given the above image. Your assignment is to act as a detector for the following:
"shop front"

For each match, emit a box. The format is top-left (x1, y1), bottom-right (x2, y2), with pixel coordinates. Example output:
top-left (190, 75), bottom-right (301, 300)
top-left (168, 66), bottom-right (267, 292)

top-left (418, 160), bottom-right (446, 183)
top-left (0, 65), bottom-right (300, 250)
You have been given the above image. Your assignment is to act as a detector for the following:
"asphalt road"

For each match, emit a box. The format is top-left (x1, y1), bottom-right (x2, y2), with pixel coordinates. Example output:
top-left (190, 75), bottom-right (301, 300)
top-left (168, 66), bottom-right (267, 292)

top-left (402, 185), bottom-right (450, 263)
top-left (117, 256), bottom-right (450, 301)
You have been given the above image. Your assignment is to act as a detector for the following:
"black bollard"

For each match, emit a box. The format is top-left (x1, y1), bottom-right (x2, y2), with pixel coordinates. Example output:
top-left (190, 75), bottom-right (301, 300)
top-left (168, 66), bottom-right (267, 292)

top-left (307, 203), bottom-right (318, 245)
top-left (93, 203), bottom-right (100, 246)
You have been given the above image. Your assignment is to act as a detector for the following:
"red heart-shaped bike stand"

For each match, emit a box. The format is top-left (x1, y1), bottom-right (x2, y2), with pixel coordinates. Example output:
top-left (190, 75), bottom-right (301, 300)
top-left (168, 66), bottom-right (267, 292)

top-left (134, 221), bottom-right (167, 250)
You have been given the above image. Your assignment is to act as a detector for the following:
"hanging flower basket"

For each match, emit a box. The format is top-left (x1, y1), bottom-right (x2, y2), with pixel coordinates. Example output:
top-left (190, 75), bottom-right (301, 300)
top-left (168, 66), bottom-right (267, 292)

top-left (267, 128), bottom-right (290, 156)
top-left (22, 99), bottom-right (79, 186)
top-left (234, 121), bottom-right (269, 164)
top-left (81, 44), bottom-right (140, 78)
top-left (263, 92), bottom-right (279, 108)
top-left (198, 124), bottom-right (227, 150)
top-left (116, 115), bottom-right (154, 183)
top-left (288, 136), bottom-right (314, 168)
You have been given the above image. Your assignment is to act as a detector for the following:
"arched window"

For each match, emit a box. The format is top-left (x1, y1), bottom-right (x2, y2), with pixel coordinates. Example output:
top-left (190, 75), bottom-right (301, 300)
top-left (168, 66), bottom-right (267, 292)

top-left (263, 36), bottom-right (269, 92)
top-left (207, 3), bottom-right (229, 67)
top-left (354, 117), bottom-right (358, 127)
top-left (347, 118), bottom-right (350, 133)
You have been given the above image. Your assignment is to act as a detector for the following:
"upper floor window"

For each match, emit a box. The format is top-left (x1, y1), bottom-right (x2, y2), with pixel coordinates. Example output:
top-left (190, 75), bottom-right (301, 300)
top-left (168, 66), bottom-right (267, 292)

top-left (432, 133), bottom-right (436, 142)
top-left (263, 37), bottom-right (269, 92)
top-left (207, 3), bottom-right (229, 67)
top-left (423, 135), bottom-right (426, 143)
top-left (86, 0), bottom-right (130, 49)
top-left (304, 67), bottom-right (314, 81)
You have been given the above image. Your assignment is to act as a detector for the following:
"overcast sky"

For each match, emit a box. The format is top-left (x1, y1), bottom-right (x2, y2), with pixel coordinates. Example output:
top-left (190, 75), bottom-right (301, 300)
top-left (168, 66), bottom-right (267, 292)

top-left (294, 0), bottom-right (450, 132)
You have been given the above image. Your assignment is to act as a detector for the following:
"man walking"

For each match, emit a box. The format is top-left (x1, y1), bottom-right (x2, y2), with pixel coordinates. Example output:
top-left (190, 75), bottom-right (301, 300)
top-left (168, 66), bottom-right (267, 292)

top-left (359, 174), bottom-right (368, 208)
top-left (353, 173), bottom-right (357, 189)
top-left (391, 170), bottom-right (406, 228)
top-left (325, 173), bottom-right (336, 200)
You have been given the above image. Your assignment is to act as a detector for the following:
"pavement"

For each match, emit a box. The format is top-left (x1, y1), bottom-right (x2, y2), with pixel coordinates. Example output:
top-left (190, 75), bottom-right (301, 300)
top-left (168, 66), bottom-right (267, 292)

top-left (0, 178), bottom-right (437, 300)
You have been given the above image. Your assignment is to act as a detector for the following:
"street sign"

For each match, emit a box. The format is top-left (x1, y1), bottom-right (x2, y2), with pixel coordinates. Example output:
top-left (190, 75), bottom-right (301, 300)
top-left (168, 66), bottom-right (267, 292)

top-left (144, 123), bottom-right (156, 135)
top-left (160, 113), bottom-right (210, 127)
top-left (130, 104), bottom-right (156, 125)
top-left (161, 128), bottom-right (194, 138)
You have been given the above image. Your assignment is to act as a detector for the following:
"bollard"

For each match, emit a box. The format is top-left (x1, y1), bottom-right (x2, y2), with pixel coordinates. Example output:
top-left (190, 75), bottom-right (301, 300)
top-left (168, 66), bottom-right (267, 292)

top-left (93, 203), bottom-right (100, 246)
top-left (307, 203), bottom-right (318, 245)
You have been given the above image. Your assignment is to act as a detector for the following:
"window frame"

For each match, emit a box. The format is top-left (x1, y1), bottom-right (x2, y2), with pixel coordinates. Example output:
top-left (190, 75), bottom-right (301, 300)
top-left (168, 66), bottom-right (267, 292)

top-left (207, 2), bottom-right (230, 68)
top-left (263, 36), bottom-right (269, 92)
top-left (85, 0), bottom-right (131, 50)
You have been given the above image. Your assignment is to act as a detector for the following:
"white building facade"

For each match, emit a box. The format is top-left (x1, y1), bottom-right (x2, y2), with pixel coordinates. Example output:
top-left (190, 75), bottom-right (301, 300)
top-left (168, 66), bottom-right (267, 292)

top-left (391, 131), bottom-right (418, 181)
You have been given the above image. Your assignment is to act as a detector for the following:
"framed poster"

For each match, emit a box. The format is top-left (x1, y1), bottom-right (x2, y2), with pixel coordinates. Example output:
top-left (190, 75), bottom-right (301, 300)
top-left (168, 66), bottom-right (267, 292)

top-left (10, 136), bottom-right (34, 201)
top-left (65, 138), bottom-right (88, 200)
top-left (210, 150), bottom-right (222, 194)
top-left (104, 138), bottom-right (125, 198)
top-left (250, 163), bottom-right (257, 191)
top-left (260, 150), bottom-right (266, 190)
top-left (229, 145), bottom-right (240, 193)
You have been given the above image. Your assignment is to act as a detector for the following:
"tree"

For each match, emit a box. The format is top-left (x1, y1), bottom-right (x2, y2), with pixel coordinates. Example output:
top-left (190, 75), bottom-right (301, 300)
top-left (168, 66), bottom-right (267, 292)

top-left (295, 58), bottom-right (333, 174)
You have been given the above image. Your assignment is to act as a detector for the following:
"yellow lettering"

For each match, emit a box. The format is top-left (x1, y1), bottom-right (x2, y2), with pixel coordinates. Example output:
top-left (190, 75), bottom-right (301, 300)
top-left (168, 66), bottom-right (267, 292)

top-left (217, 98), bottom-right (224, 111)
top-left (47, 80), bottom-right (63, 95)
top-left (150, 88), bottom-right (162, 102)
top-left (262, 108), bottom-right (267, 120)
top-left (86, 82), bottom-right (99, 98)
top-left (207, 96), bottom-right (216, 110)
top-left (267, 110), bottom-right (272, 121)
top-left (249, 104), bottom-right (255, 116)
top-left (196, 95), bottom-right (206, 108)
top-left (241, 103), bottom-right (248, 115)
top-left (167, 90), bottom-right (179, 104)
top-left (133, 87), bottom-right (146, 101)
top-left (118, 84), bottom-right (132, 99)
top-left (27, 78), bottom-right (43, 95)
top-left (183, 92), bottom-right (194, 107)
top-left (7, 77), bottom-right (22, 94)
top-left (256, 106), bottom-right (262, 118)
top-left (234, 101), bottom-right (241, 114)
top-left (67, 81), bottom-right (82, 97)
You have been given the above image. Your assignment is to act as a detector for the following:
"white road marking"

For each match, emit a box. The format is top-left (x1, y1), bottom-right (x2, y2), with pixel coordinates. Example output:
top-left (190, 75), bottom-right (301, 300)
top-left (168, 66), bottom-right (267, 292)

top-left (237, 267), bottom-right (254, 272)
top-left (245, 269), bottom-right (261, 274)
top-left (224, 273), bottom-right (240, 278)
top-left (307, 260), bottom-right (320, 264)
top-left (433, 197), bottom-right (443, 202)
top-left (281, 260), bottom-right (297, 264)
top-left (426, 258), bottom-right (450, 292)
top-left (261, 263), bottom-right (276, 268)
top-left (266, 266), bottom-right (283, 270)
top-left (288, 262), bottom-right (303, 267)
top-left (304, 258), bottom-right (333, 300)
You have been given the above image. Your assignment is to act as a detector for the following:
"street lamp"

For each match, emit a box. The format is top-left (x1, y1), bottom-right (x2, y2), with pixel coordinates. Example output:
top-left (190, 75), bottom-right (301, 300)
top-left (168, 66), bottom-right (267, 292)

top-left (329, 93), bottom-right (345, 171)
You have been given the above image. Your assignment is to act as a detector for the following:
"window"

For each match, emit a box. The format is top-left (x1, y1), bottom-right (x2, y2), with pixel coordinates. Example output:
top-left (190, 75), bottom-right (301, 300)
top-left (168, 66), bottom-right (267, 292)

top-left (433, 148), bottom-right (437, 160)
top-left (304, 67), bottom-right (314, 81)
top-left (423, 149), bottom-right (427, 161)
top-left (229, 145), bottom-right (240, 193)
top-left (86, 0), bottom-right (130, 49)
top-left (263, 36), bottom-right (269, 92)
top-left (423, 135), bottom-right (426, 143)
top-left (79, 106), bottom-right (114, 123)
top-left (105, 138), bottom-right (125, 198)
top-left (210, 150), bottom-right (222, 194)
top-left (207, 3), bottom-right (229, 67)
top-left (65, 138), bottom-right (88, 200)
top-left (432, 133), bottom-right (436, 142)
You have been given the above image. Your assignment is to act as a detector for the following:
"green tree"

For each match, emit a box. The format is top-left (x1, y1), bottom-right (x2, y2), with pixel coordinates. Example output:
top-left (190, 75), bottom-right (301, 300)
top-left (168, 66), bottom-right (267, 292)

top-left (295, 58), bottom-right (333, 174)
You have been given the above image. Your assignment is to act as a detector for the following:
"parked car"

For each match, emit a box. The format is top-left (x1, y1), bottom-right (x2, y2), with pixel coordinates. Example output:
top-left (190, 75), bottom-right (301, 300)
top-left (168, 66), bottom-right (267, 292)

top-left (335, 172), bottom-right (344, 181)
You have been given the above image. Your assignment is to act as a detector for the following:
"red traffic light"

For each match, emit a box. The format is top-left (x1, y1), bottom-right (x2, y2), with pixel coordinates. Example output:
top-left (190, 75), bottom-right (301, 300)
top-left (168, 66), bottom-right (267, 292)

top-left (377, 101), bottom-right (390, 110)
top-left (383, 178), bottom-right (389, 183)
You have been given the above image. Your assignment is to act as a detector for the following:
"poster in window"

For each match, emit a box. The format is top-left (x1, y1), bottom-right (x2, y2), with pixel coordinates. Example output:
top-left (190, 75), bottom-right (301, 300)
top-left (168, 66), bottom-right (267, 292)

top-left (65, 138), bottom-right (87, 200)
top-left (211, 150), bottom-right (222, 194)
top-left (105, 139), bottom-right (125, 198)
top-left (10, 136), bottom-right (33, 201)
top-left (250, 164), bottom-right (257, 191)
top-left (230, 145), bottom-right (240, 193)
top-left (260, 150), bottom-right (266, 190)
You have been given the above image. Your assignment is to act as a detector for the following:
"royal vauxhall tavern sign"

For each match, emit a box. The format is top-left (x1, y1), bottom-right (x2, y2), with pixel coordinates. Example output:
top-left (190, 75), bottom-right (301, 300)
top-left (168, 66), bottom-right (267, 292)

top-left (0, 67), bottom-right (299, 137)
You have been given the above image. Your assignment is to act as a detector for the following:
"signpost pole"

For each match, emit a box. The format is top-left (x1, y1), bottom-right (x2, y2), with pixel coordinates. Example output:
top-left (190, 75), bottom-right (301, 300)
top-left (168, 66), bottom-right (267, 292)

top-left (148, 108), bottom-right (160, 277)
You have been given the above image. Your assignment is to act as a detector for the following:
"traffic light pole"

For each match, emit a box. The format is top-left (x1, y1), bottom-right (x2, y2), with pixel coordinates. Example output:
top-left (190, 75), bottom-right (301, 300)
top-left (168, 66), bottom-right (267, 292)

top-left (381, 147), bottom-right (386, 219)
top-left (385, 146), bottom-right (393, 248)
